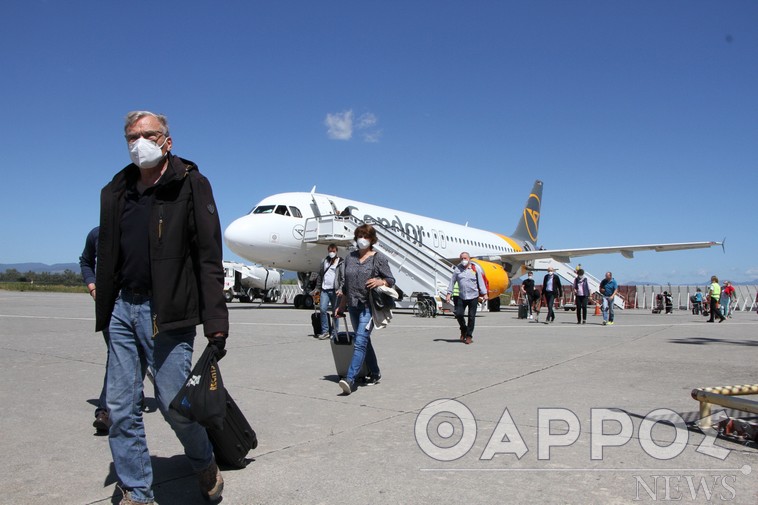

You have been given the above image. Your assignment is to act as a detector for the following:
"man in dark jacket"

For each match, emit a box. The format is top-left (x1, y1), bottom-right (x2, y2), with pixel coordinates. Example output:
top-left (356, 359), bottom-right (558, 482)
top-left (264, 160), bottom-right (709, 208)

top-left (96, 111), bottom-right (228, 505)
top-left (542, 267), bottom-right (563, 323)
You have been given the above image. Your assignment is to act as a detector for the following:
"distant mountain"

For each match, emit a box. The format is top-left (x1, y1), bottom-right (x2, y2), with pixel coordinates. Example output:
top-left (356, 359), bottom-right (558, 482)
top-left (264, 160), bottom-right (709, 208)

top-left (0, 263), bottom-right (80, 274)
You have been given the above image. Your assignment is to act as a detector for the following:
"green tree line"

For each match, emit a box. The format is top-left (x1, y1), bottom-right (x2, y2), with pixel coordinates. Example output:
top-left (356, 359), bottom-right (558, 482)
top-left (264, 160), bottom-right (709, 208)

top-left (0, 268), bottom-right (83, 286)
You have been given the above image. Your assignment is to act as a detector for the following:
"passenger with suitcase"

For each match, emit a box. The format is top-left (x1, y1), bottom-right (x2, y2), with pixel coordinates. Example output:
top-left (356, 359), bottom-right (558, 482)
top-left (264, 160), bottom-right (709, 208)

top-left (335, 224), bottom-right (395, 395)
top-left (312, 243), bottom-right (344, 339)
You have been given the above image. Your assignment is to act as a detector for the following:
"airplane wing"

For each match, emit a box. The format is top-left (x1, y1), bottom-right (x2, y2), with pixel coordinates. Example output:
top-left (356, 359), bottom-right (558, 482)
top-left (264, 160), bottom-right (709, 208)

top-left (488, 241), bottom-right (722, 264)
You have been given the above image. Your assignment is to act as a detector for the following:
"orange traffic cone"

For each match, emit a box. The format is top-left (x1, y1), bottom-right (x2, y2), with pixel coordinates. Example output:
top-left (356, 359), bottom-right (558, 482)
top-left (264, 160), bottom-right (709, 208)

top-left (594, 302), bottom-right (601, 316)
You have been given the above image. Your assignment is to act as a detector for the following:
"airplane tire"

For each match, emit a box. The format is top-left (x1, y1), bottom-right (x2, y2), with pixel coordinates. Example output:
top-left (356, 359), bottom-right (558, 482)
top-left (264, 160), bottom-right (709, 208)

top-left (488, 297), bottom-right (501, 312)
top-left (293, 294), bottom-right (304, 309)
top-left (303, 295), bottom-right (314, 310)
top-left (223, 290), bottom-right (234, 303)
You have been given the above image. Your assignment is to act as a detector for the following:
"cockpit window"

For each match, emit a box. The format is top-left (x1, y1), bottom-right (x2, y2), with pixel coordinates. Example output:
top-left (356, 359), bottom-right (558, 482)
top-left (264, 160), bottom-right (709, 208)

top-left (289, 206), bottom-right (302, 218)
top-left (252, 205), bottom-right (275, 214)
top-left (275, 205), bottom-right (290, 216)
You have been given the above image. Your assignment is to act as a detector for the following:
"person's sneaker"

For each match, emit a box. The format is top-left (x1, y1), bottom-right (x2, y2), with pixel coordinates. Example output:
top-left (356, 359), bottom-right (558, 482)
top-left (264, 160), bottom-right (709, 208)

top-left (317, 332), bottom-right (331, 340)
top-left (119, 489), bottom-right (154, 505)
top-left (93, 410), bottom-right (111, 434)
top-left (464, 336), bottom-right (473, 345)
top-left (602, 321), bottom-right (607, 325)
top-left (364, 373), bottom-right (382, 386)
top-left (608, 321), bottom-right (614, 325)
top-left (528, 314), bottom-right (534, 320)
top-left (197, 460), bottom-right (223, 502)
top-left (339, 379), bottom-right (354, 395)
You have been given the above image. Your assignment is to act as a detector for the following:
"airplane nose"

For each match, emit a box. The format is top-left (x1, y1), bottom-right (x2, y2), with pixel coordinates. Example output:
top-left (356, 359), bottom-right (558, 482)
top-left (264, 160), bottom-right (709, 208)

top-left (224, 217), bottom-right (251, 256)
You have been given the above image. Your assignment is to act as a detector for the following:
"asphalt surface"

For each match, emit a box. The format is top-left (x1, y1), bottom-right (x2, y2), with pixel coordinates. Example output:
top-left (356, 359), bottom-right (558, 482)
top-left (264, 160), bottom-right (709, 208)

top-left (1, 291), bottom-right (756, 505)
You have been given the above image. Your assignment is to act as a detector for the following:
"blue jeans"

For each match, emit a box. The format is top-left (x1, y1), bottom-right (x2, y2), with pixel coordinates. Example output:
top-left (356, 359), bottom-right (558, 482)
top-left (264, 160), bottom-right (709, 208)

top-left (346, 303), bottom-right (379, 384)
top-left (319, 289), bottom-right (339, 336)
top-left (720, 298), bottom-right (731, 317)
top-left (602, 295), bottom-right (615, 322)
top-left (107, 291), bottom-right (213, 503)
top-left (96, 330), bottom-right (110, 416)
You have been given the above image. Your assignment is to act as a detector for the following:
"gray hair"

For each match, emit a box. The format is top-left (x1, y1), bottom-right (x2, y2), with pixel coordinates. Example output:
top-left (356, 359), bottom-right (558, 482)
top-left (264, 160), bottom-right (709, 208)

top-left (124, 111), bottom-right (170, 136)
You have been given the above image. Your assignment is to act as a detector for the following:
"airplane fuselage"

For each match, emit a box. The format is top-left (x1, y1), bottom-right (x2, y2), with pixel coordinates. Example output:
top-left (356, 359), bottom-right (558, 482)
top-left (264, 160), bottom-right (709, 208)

top-left (224, 192), bottom-right (530, 276)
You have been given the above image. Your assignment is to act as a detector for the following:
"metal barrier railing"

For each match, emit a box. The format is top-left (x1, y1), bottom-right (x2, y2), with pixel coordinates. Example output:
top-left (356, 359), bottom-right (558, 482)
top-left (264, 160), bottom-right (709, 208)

top-left (690, 384), bottom-right (758, 428)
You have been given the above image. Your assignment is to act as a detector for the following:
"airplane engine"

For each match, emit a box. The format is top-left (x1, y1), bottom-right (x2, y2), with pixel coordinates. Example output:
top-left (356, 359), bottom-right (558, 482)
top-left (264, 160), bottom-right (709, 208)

top-left (471, 259), bottom-right (510, 312)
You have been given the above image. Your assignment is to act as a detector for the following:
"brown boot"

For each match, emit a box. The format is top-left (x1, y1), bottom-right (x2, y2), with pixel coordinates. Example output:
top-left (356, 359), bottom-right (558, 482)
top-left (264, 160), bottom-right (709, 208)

top-left (197, 460), bottom-right (224, 501)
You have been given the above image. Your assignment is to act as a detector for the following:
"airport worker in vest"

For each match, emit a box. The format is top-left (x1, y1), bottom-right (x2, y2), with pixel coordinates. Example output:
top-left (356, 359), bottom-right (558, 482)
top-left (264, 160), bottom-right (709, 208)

top-left (445, 252), bottom-right (488, 345)
top-left (95, 111), bottom-right (228, 504)
top-left (313, 243), bottom-right (344, 339)
top-left (522, 271), bottom-right (536, 319)
top-left (80, 226), bottom-right (111, 434)
top-left (573, 269), bottom-right (590, 324)
top-left (707, 275), bottom-right (725, 323)
top-left (599, 271), bottom-right (618, 325)
top-left (542, 267), bottom-right (563, 323)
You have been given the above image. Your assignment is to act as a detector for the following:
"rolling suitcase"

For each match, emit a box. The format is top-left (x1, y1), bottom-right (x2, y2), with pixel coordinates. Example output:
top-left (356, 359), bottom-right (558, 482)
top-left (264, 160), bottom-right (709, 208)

top-left (330, 315), bottom-right (369, 379)
top-left (207, 388), bottom-right (258, 469)
top-left (518, 303), bottom-right (528, 319)
top-left (311, 310), bottom-right (333, 337)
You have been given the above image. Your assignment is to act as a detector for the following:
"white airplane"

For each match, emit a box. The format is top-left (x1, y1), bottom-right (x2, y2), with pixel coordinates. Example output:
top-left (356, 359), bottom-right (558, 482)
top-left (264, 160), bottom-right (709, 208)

top-left (224, 180), bottom-right (721, 309)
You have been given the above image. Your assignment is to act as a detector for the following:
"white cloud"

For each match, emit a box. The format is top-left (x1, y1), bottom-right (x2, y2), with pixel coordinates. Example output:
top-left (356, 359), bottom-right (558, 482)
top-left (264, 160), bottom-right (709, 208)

top-left (362, 130), bottom-right (383, 143)
top-left (356, 112), bottom-right (377, 130)
top-left (324, 110), bottom-right (353, 140)
top-left (325, 109), bottom-right (381, 142)
top-left (745, 267), bottom-right (758, 277)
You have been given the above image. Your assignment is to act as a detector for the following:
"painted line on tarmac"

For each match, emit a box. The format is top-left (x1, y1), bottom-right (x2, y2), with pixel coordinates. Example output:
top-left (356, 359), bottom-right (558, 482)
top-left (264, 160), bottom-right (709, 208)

top-left (0, 314), bottom-right (93, 321)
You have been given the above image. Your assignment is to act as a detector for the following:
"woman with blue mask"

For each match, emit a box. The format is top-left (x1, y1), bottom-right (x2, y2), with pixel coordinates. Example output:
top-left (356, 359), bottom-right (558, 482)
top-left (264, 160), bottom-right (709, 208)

top-left (335, 224), bottom-right (395, 395)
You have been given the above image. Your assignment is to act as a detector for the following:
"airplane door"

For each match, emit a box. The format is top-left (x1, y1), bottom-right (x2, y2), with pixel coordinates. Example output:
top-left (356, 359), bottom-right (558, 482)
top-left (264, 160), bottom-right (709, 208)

top-left (439, 229), bottom-right (447, 249)
top-left (310, 194), bottom-right (336, 217)
top-left (431, 229), bottom-right (439, 248)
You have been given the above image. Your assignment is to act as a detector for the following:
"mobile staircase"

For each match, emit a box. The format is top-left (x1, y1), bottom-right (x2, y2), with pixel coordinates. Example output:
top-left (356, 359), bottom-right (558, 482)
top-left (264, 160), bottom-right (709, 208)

top-left (303, 213), bottom-right (456, 310)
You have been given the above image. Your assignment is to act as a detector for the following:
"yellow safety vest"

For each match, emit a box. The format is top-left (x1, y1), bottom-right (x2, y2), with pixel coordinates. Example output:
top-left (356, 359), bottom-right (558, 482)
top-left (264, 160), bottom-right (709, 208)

top-left (710, 282), bottom-right (721, 301)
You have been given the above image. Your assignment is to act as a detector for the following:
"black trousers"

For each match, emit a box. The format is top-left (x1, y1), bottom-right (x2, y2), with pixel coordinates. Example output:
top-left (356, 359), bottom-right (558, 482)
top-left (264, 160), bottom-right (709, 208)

top-left (544, 292), bottom-right (556, 321)
top-left (575, 295), bottom-right (588, 322)
top-left (708, 298), bottom-right (724, 322)
top-left (526, 292), bottom-right (535, 315)
top-left (454, 297), bottom-right (479, 338)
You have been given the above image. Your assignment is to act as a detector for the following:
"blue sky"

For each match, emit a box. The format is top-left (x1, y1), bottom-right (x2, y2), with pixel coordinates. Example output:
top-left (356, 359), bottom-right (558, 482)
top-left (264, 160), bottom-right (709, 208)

top-left (1, 1), bottom-right (756, 284)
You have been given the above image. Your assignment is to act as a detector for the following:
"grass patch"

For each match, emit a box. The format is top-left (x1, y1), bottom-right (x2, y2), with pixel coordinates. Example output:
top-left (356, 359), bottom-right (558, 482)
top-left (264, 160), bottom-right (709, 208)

top-left (0, 283), bottom-right (87, 294)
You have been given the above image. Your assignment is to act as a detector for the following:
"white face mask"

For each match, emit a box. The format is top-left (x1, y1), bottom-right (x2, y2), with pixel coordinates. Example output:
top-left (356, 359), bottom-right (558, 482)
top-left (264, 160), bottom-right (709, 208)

top-left (460, 259), bottom-right (469, 267)
top-left (328, 252), bottom-right (336, 259)
top-left (356, 238), bottom-right (371, 250)
top-left (129, 137), bottom-right (167, 169)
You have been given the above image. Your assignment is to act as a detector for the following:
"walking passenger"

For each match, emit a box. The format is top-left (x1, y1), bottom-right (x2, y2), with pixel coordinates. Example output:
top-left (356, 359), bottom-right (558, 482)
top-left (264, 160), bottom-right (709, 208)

top-left (573, 269), bottom-right (589, 324)
top-left (599, 271), bottom-right (618, 325)
top-left (80, 226), bottom-right (111, 434)
top-left (542, 267), bottom-right (562, 323)
top-left (522, 272), bottom-right (536, 320)
top-left (445, 252), bottom-right (488, 344)
top-left (313, 243), bottom-right (344, 339)
top-left (335, 224), bottom-right (394, 395)
top-left (707, 276), bottom-right (726, 323)
top-left (96, 111), bottom-right (229, 504)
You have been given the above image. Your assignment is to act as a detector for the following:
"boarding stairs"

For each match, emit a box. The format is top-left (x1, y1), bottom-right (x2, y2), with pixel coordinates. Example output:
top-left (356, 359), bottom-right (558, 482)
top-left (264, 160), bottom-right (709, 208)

top-left (303, 213), bottom-right (455, 308)
top-left (533, 258), bottom-right (625, 310)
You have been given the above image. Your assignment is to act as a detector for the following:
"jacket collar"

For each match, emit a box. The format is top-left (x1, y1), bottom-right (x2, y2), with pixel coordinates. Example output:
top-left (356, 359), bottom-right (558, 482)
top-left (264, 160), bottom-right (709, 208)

top-left (111, 153), bottom-right (198, 192)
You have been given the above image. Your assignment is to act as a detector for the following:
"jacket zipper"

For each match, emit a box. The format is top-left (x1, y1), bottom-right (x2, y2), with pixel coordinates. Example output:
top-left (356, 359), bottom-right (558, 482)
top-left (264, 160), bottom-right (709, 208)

top-left (152, 314), bottom-right (158, 338)
top-left (158, 205), bottom-right (164, 241)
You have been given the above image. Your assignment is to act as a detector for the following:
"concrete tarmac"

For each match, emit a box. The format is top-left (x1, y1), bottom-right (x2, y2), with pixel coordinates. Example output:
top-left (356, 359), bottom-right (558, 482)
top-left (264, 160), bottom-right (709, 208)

top-left (1, 291), bottom-right (757, 505)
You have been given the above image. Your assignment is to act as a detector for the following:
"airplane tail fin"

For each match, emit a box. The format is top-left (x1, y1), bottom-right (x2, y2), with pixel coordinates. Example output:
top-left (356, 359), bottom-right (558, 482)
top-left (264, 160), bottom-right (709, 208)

top-left (511, 180), bottom-right (543, 245)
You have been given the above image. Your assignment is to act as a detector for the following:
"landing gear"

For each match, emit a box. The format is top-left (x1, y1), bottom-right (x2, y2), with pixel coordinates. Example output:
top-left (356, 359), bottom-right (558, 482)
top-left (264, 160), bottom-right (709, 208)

top-left (293, 293), bottom-right (314, 309)
top-left (488, 297), bottom-right (501, 312)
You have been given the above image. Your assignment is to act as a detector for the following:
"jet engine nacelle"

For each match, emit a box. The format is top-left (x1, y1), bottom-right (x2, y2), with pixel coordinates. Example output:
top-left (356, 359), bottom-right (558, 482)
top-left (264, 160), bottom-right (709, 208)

top-left (470, 259), bottom-right (510, 300)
